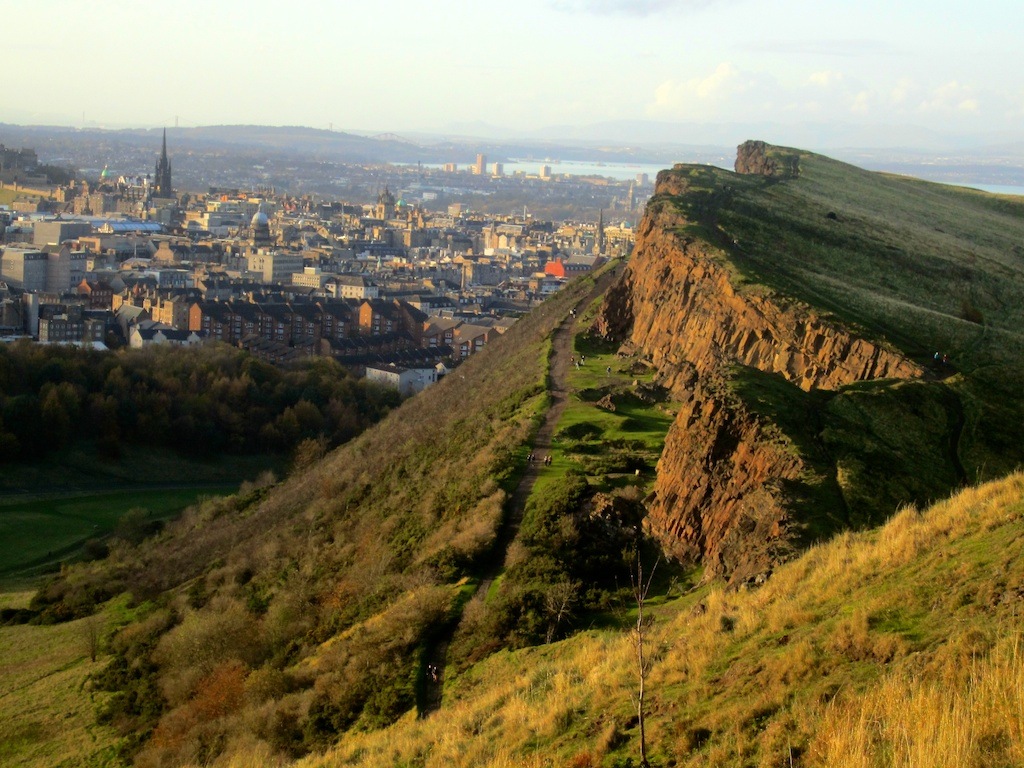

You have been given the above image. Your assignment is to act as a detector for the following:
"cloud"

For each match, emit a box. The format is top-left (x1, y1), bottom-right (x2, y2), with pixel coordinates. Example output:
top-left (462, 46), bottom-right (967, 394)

top-left (744, 39), bottom-right (902, 57)
top-left (888, 78), bottom-right (915, 107)
top-left (549, 0), bottom-right (736, 16)
top-left (850, 91), bottom-right (871, 114)
top-left (648, 63), bottom-right (765, 119)
top-left (920, 81), bottom-right (981, 114)
top-left (646, 62), bottom-right (878, 122)
top-left (645, 62), bottom-right (1007, 130)
top-left (808, 70), bottom-right (844, 88)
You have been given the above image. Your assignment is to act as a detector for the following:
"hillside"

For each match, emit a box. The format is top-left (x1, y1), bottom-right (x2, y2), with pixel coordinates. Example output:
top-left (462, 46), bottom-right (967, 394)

top-left (598, 140), bottom-right (1024, 584)
top-left (4, 142), bottom-right (1024, 767)
top-left (11, 268), bottom-right (622, 766)
top-left (297, 471), bottom-right (1024, 768)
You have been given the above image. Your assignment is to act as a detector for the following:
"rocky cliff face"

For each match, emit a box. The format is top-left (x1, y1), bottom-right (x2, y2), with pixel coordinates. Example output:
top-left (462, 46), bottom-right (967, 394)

top-left (597, 158), bottom-right (922, 584)
top-left (734, 139), bottom-right (801, 178)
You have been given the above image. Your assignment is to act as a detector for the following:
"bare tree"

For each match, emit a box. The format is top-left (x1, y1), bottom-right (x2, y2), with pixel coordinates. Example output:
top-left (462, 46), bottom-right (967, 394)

top-left (631, 550), bottom-right (658, 768)
top-left (82, 610), bottom-right (102, 663)
top-left (544, 580), bottom-right (579, 644)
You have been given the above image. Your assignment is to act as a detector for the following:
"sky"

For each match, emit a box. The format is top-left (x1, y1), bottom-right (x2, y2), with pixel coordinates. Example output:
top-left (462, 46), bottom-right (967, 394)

top-left (2, 0), bottom-right (1021, 145)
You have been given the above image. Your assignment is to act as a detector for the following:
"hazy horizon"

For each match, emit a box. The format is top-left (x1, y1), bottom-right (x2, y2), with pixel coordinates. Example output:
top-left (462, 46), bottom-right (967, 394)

top-left (2, 0), bottom-right (1021, 151)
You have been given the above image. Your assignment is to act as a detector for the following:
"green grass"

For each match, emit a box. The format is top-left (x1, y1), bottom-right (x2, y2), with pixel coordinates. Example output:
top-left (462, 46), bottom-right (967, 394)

top-left (0, 486), bottom-right (236, 586)
top-left (536, 330), bottom-right (677, 495)
top-left (0, 592), bottom-right (127, 767)
top-left (0, 445), bottom-right (280, 495)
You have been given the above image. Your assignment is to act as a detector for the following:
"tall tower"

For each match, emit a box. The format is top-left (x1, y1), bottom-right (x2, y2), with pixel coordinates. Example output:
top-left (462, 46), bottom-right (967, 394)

top-left (593, 208), bottom-right (605, 255)
top-left (250, 203), bottom-right (272, 250)
top-left (376, 186), bottom-right (396, 220)
top-left (154, 129), bottom-right (173, 198)
top-left (474, 153), bottom-right (486, 175)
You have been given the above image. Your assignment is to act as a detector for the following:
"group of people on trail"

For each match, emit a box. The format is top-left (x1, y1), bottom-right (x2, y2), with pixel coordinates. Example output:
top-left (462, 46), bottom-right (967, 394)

top-left (527, 453), bottom-right (552, 466)
top-left (933, 351), bottom-right (952, 368)
top-left (426, 664), bottom-right (439, 683)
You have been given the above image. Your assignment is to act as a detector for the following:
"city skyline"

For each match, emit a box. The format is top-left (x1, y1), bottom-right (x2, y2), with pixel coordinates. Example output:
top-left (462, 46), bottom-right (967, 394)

top-left (1, 0), bottom-right (1022, 149)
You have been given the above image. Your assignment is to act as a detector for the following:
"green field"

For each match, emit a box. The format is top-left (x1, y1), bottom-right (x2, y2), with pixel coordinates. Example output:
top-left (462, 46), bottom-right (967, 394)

top-left (0, 486), bottom-right (236, 587)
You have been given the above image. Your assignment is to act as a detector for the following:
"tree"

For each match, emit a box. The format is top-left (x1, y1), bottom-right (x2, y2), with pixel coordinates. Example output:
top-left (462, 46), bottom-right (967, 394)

top-left (543, 579), bottom-right (579, 644)
top-left (82, 609), bottom-right (102, 663)
top-left (631, 548), bottom-right (658, 768)
top-left (114, 507), bottom-right (152, 546)
top-left (292, 435), bottom-right (329, 473)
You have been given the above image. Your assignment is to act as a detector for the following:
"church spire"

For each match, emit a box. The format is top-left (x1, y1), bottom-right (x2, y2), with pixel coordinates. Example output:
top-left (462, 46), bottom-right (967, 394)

top-left (155, 128), bottom-right (173, 198)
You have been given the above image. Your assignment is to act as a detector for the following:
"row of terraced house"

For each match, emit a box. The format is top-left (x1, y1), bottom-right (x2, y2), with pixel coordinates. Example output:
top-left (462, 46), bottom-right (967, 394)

top-left (188, 297), bottom-right (426, 357)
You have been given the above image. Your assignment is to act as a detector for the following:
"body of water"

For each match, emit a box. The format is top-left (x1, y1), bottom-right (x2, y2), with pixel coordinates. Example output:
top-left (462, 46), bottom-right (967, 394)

top-left (955, 182), bottom-right (1024, 196)
top-left (406, 158), bottom-right (1024, 195)
top-left (500, 159), bottom-right (675, 181)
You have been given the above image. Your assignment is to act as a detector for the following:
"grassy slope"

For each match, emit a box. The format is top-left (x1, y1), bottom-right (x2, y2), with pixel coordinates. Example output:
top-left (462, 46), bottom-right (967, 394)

top-left (540, 294), bottom-right (676, 498)
top-left (287, 472), bottom-right (1024, 768)
top-left (0, 185), bottom-right (50, 206)
top-left (0, 592), bottom-right (143, 768)
top-left (296, 161), bottom-right (1024, 767)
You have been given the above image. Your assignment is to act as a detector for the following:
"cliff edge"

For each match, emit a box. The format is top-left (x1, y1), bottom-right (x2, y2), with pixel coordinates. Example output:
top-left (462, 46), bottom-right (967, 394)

top-left (597, 141), bottom-right (1024, 584)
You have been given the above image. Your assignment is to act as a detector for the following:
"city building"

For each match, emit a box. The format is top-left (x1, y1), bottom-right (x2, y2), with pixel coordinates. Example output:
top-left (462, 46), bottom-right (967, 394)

top-left (33, 220), bottom-right (92, 247)
top-left (42, 244), bottom-right (87, 293)
top-left (247, 250), bottom-right (303, 283)
top-left (0, 247), bottom-right (47, 291)
top-left (326, 275), bottom-right (379, 300)
top-left (364, 362), bottom-right (438, 396)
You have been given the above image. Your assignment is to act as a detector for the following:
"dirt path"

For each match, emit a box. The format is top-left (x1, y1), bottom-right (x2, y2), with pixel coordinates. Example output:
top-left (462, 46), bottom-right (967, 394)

top-left (419, 269), bottom-right (619, 717)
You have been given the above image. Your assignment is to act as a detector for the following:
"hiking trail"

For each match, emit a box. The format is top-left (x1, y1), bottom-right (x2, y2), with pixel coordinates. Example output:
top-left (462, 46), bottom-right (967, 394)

top-left (419, 269), bottom-right (619, 716)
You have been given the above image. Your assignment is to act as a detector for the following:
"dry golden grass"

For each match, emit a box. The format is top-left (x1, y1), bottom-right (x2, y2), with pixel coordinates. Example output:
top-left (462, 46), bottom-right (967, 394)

top-left (182, 471), bottom-right (1024, 768)
top-left (810, 632), bottom-right (1024, 767)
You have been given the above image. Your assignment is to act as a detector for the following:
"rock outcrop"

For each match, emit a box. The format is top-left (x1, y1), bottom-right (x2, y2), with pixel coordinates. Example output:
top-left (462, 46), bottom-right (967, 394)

top-left (734, 139), bottom-right (801, 178)
top-left (597, 152), bottom-right (922, 584)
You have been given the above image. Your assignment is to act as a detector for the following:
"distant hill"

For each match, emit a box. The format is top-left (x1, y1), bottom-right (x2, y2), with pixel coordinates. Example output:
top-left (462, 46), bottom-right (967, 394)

top-left (0, 123), bottom-right (708, 169)
top-left (0, 123), bottom-right (436, 164)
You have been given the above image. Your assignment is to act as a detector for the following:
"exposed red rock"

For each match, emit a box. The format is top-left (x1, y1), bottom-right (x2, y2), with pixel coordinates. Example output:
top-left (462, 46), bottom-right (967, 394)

top-left (734, 139), bottom-right (801, 178)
